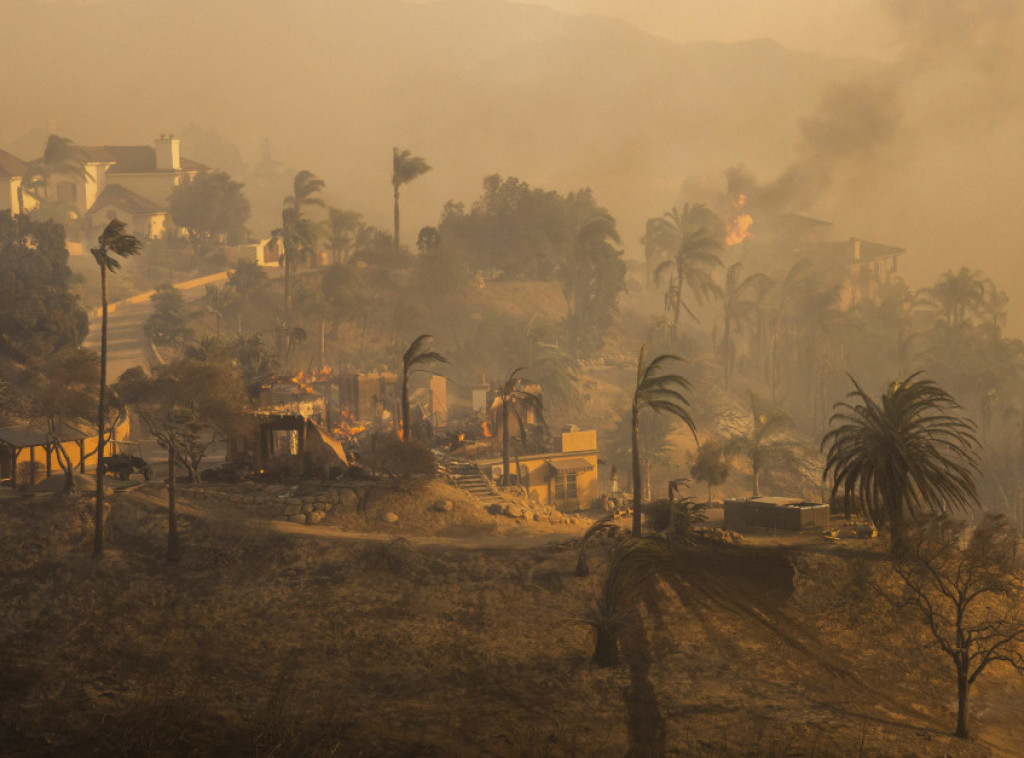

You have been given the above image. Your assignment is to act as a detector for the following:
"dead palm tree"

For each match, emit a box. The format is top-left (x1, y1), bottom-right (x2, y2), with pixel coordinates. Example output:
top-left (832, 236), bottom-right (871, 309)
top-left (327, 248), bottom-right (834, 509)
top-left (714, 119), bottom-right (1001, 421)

top-left (91, 218), bottom-right (142, 558)
top-left (630, 345), bottom-right (697, 537)
top-left (392, 148), bottom-right (431, 249)
top-left (822, 372), bottom-right (980, 553)
top-left (401, 334), bottom-right (448, 441)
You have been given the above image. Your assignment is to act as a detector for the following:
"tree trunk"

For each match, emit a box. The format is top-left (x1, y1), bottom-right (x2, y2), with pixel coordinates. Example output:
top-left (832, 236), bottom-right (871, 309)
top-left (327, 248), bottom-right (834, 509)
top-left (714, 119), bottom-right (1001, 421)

top-left (501, 398), bottom-right (511, 486)
top-left (592, 623), bottom-right (619, 666)
top-left (631, 400), bottom-right (642, 537)
top-left (956, 669), bottom-right (970, 738)
top-left (167, 442), bottom-right (180, 563)
top-left (752, 458), bottom-right (760, 498)
top-left (393, 185), bottom-right (401, 249)
top-left (94, 264), bottom-right (108, 559)
top-left (401, 366), bottom-right (410, 442)
top-left (672, 268), bottom-right (682, 329)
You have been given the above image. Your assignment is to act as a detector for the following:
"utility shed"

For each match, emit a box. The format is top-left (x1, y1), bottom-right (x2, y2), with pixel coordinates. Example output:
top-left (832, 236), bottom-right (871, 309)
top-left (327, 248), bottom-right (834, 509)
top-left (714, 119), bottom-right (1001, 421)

top-left (724, 497), bottom-right (829, 532)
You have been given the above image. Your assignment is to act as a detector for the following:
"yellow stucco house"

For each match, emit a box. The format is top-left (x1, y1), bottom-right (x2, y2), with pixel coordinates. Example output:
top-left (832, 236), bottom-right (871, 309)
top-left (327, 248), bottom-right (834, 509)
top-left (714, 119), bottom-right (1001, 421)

top-left (0, 148), bottom-right (38, 215)
top-left (477, 428), bottom-right (599, 511)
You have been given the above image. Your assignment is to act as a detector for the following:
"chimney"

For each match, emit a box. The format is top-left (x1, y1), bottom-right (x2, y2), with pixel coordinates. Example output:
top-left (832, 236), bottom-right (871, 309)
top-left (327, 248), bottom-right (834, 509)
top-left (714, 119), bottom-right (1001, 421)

top-left (850, 236), bottom-right (861, 261)
top-left (154, 134), bottom-right (180, 170)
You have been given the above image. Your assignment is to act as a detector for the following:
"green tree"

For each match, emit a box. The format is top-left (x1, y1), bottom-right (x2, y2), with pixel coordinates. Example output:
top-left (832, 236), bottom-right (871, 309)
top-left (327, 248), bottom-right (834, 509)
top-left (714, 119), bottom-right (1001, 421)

top-left (630, 345), bottom-right (697, 537)
top-left (923, 268), bottom-right (988, 330)
top-left (822, 373), bottom-right (980, 553)
top-left (0, 212), bottom-right (88, 360)
top-left (392, 148), bottom-right (431, 249)
top-left (116, 358), bottom-right (247, 561)
top-left (18, 347), bottom-right (100, 494)
top-left (726, 394), bottom-right (802, 498)
top-left (91, 218), bottom-right (142, 558)
top-left (690, 437), bottom-right (730, 505)
top-left (648, 204), bottom-right (723, 330)
top-left (168, 170), bottom-right (250, 254)
top-left (890, 514), bottom-right (1024, 739)
top-left (400, 334), bottom-right (448, 442)
top-left (144, 283), bottom-right (193, 347)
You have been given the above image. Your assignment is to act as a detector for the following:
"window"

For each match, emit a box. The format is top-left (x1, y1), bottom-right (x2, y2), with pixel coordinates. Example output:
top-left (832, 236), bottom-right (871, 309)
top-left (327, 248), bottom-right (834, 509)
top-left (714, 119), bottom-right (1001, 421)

top-left (553, 473), bottom-right (577, 500)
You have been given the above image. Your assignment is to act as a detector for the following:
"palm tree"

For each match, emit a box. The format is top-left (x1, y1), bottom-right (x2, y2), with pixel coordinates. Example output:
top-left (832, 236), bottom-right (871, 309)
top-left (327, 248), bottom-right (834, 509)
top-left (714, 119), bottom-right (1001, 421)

top-left (497, 368), bottom-right (544, 486)
top-left (401, 334), bottom-right (448, 442)
top-left (91, 218), bottom-right (142, 558)
top-left (726, 394), bottom-right (801, 498)
top-left (630, 345), bottom-right (697, 536)
top-left (276, 170), bottom-right (325, 314)
top-left (24, 134), bottom-right (92, 209)
top-left (924, 268), bottom-right (987, 329)
top-left (201, 283), bottom-right (237, 338)
top-left (324, 207), bottom-right (363, 265)
top-left (821, 372), bottom-right (980, 553)
top-left (558, 208), bottom-right (625, 358)
top-left (392, 148), bottom-right (431, 249)
top-left (719, 262), bottom-right (769, 388)
top-left (647, 204), bottom-right (723, 330)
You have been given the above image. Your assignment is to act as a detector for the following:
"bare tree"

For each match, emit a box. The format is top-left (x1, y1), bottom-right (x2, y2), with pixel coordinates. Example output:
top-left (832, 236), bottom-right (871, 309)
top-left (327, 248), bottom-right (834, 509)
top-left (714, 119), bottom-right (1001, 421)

top-left (889, 514), bottom-right (1024, 739)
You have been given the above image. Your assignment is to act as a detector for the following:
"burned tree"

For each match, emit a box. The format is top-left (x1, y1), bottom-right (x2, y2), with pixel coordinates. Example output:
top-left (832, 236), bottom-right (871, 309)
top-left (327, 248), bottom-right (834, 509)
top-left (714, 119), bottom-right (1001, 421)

top-left (889, 514), bottom-right (1024, 739)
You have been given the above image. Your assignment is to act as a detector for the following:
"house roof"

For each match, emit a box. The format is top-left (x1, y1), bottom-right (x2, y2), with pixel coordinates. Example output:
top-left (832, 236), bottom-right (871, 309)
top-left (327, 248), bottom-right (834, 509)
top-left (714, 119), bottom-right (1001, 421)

top-left (74, 145), bottom-right (207, 174)
top-left (0, 148), bottom-right (29, 178)
top-left (89, 183), bottom-right (166, 217)
top-left (0, 422), bottom-right (90, 448)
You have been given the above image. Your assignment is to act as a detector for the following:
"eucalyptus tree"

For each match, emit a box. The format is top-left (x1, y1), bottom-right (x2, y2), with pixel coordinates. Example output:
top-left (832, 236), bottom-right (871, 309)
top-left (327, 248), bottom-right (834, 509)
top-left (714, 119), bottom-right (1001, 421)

top-left (630, 345), bottom-right (697, 536)
top-left (822, 373), bottom-right (980, 553)
top-left (401, 334), bottom-right (448, 442)
top-left (392, 148), bottom-right (431, 249)
top-left (647, 204), bottom-right (723, 331)
top-left (91, 218), bottom-right (142, 558)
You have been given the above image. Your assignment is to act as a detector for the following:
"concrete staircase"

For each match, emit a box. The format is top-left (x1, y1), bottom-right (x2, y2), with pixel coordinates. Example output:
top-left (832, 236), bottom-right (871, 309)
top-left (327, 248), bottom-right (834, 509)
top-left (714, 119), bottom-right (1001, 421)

top-left (442, 459), bottom-right (505, 507)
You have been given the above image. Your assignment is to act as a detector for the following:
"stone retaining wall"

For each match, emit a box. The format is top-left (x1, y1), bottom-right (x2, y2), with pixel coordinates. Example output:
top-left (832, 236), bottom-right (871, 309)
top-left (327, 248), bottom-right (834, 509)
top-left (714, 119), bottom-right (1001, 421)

top-left (190, 485), bottom-right (366, 525)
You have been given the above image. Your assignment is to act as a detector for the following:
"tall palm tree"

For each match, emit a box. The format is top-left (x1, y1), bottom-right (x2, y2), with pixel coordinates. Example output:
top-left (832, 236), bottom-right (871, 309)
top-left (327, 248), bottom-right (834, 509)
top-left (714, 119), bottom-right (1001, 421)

top-left (822, 372), bottom-right (980, 553)
top-left (392, 148), bottom-right (431, 249)
top-left (558, 208), bottom-right (623, 357)
top-left (647, 204), bottom-right (723, 330)
top-left (275, 170), bottom-right (325, 315)
top-left (630, 345), bottom-right (697, 536)
top-left (91, 218), bottom-right (142, 558)
top-left (401, 334), bottom-right (448, 442)
top-left (726, 394), bottom-right (801, 498)
top-left (497, 368), bottom-right (544, 486)
top-left (719, 262), bottom-right (769, 388)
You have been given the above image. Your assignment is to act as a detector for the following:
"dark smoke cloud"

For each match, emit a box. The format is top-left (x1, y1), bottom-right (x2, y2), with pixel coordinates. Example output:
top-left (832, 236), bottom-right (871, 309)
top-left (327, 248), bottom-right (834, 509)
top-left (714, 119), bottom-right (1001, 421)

top-left (724, 0), bottom-right (1024, 218)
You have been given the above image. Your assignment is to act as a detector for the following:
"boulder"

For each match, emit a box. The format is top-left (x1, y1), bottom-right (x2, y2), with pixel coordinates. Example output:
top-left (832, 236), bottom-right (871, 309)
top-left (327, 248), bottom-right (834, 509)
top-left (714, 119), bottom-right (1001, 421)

top-left (309, 510), bottom-right (325, 524)
top-left (287, 514), bottom-right (306, 524)
top-left (336, 489), bottom-right (360, 514)
top-left (382, 511), bottom-right (399, 523)
top-left (283, 503), bottom-right (302, 517)
top-left (487, 503), bottom-right (504, 516)
top-left (431, 499), bottom-right (454, 513)
top-left (301, 503), bottom-right (314, 515)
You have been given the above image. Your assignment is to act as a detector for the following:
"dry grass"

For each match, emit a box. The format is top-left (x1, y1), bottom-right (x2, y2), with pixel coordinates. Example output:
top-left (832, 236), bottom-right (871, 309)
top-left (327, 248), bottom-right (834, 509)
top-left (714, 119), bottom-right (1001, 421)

top-left (1, 485), bottom-right (1021, 756)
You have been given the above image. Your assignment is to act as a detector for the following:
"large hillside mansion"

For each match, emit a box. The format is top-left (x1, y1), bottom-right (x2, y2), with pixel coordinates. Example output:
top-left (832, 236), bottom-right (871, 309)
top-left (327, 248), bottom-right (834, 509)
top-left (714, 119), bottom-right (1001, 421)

top-left (0, 135), bottom-right (206, 245)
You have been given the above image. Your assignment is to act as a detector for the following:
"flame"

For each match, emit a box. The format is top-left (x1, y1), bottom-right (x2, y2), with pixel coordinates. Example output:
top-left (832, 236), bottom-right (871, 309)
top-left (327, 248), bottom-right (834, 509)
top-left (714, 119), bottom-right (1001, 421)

top-left (290, 367), bottom-right (334, 395)
top-left (725, 194), bottom-right (753, 246)
top-left (482, 421), bottom-right (492, 438)
top-left (332, 408), bottom-right (365, 437)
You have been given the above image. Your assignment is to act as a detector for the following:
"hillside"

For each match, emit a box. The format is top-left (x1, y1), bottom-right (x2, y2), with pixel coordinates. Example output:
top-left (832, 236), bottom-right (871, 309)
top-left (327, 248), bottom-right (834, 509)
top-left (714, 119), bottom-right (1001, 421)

top-left (2, 484), bottom-right (1021, 755)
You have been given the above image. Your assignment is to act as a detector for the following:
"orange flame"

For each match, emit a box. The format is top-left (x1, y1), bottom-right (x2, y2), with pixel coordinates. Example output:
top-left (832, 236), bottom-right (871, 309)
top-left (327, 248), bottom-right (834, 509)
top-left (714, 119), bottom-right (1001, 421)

top-left (725, 194), bottom-right (753, 246)
top-left (482, 421), bottom-right (492, 438)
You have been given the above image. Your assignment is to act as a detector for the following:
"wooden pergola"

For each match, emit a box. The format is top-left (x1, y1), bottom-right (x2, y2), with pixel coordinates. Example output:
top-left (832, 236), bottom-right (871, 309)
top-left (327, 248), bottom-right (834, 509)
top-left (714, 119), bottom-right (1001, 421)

top-left (0, 423), bottom-right (89, 489)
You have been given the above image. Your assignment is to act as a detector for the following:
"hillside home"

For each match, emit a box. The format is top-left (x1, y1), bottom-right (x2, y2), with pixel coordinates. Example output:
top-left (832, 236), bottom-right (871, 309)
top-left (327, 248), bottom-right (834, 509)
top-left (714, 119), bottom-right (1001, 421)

top-left (33, 135), bottom-right (206, 244)
top-left (0, 148), bottom-right (38, 215)
top-left (477, 428), bottom-right (599, 511)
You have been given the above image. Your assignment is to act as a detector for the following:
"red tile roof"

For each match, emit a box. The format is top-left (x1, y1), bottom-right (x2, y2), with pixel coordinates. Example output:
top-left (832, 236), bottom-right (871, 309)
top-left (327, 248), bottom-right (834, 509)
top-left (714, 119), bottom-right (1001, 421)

top-left (89, 183), bottom-right (166, 217)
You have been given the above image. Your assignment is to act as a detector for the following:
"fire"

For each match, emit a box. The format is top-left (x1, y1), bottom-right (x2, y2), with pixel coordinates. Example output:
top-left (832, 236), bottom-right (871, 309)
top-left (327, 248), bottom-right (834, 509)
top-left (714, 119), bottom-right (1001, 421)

top-left (332, 408), bottom-right (365, 437)
top-left (482, 421), bottom-right (492, 438)
top-left (290, 367), bottom-right (334, 395)
top-left (725, 194), bottom-right (753, 246)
